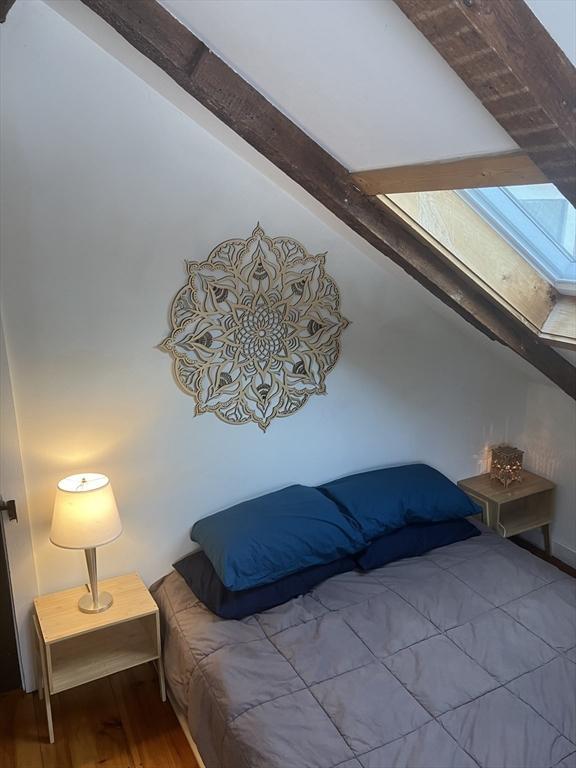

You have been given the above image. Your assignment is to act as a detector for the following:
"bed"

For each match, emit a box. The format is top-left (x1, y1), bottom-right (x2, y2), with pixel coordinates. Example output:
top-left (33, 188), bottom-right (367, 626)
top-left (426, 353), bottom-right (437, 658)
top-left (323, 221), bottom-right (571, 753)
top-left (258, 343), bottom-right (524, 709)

top-left (151, 521), bottom-right (576, 768)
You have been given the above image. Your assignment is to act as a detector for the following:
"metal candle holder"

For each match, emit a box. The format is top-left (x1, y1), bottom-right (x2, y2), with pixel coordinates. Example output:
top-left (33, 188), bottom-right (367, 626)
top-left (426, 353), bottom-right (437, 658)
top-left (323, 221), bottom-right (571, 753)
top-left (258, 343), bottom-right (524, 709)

top-left (490, 445), bottom-right (524, 487)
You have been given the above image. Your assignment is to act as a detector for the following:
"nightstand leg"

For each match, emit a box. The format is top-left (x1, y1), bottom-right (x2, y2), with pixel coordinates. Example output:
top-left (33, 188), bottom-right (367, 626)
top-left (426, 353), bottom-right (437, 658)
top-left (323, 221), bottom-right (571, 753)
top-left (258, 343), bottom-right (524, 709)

top-left (34, 616), bottom-right (54, 743)
top-left (154, 614), bottom-right (166, 702)
top-left (543, 524), bottom-right (551, 555)
top-left (158, 656), bottom-right (166, 702)
top-left (487, 500), bottom-right (498, 531)
top-left (44, 685), bottom-right (54, 744)
top-left (38, 642), bottom-right (54, 743)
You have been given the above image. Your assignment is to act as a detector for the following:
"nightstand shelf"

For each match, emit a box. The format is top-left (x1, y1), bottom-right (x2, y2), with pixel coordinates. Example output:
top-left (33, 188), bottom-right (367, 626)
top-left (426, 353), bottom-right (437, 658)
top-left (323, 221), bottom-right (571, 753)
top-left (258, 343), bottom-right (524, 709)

top-left (496, 494), bottom-right (554, 539)
top-left (34, 572), bottom-right (165, 743)
top-left (48, 614), bottom-right (158, 693)
top-left (458, 470), bottom-right (555, 553)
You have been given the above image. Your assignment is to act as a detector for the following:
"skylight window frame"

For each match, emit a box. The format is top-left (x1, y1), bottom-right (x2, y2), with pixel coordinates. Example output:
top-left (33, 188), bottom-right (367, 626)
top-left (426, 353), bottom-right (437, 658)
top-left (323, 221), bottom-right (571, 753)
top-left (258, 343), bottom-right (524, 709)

top-left (459, 187), bottom-right (576, 296)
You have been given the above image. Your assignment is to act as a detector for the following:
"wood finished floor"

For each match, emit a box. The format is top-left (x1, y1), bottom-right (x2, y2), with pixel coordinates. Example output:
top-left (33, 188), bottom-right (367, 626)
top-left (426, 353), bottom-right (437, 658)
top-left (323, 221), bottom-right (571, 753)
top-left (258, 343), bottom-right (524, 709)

top-left (511, 535), bottom-right (576, 578)
top-left (0, 662), bottom-right (199, 768)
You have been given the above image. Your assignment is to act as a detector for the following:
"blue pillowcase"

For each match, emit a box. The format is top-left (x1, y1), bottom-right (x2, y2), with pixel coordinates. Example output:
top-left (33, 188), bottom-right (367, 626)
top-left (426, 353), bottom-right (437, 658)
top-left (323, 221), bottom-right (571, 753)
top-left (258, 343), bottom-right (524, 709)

top-left (190, 484), bottom-right (365, 591)
top-left (174, 550), bottom-right (356, 620)
top-left (189, 465), bottom-right (481, 595)
top-left (355, 518), bottom-right (481, 571)
top-left (318, 463), bottom-right (481, 541)
top-left (175, 520), bottom-right (481, 619)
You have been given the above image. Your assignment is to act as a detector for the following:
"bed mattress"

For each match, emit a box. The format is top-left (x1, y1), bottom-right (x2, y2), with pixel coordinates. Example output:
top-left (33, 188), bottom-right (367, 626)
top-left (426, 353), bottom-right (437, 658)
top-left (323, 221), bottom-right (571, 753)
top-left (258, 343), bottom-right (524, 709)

top-left (152, 524), bottom-right (576, 768)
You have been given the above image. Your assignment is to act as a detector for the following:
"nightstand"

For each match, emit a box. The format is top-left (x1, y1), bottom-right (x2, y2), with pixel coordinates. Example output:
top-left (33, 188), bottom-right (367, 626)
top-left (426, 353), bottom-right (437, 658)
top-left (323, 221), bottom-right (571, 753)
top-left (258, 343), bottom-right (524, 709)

top-left (458, 471), bottom-right (555, 554)
top-left (33, 572), bottom-right (166, 743)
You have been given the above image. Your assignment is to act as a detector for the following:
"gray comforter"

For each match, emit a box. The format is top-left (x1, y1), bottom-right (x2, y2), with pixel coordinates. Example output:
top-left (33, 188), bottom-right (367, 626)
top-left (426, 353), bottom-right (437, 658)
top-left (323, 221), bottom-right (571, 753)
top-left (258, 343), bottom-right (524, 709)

top-left (152, 524), bottom-right (576, 768)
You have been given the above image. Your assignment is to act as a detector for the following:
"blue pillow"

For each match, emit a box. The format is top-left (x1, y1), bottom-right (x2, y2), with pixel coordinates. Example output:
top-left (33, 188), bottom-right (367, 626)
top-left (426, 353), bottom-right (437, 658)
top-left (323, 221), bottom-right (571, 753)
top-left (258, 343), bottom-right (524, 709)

top-left (174, 550), bottom-right (356, 620)
top-left (190, 485), bottom-right (365, 591)
top-left (355, 518), bottom-right (481, 571)
top-left (318, 464), bottom-right (481, 541)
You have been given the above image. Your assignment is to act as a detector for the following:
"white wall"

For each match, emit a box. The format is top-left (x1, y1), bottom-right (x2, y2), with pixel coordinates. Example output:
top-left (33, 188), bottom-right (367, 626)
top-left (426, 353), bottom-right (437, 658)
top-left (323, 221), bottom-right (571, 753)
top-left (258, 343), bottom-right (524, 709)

top-left (513, 383), bottom-right (576, 564)
top-left (0, 0), bottom-right (574, 610)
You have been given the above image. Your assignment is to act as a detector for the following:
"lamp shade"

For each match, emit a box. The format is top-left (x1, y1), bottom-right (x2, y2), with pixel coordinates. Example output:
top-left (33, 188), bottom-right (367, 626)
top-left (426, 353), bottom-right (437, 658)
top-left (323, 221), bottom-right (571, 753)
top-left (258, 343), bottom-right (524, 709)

top-left (50, 473), bottom-right (122, 549)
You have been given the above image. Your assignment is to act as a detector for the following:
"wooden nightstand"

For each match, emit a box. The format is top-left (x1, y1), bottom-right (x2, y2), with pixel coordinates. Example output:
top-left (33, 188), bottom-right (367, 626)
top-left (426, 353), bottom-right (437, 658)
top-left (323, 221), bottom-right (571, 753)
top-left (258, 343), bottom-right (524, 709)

top-left (33, 572), bottom-right (166, 743)
top-left (458, 471), bottom-right (555, 553)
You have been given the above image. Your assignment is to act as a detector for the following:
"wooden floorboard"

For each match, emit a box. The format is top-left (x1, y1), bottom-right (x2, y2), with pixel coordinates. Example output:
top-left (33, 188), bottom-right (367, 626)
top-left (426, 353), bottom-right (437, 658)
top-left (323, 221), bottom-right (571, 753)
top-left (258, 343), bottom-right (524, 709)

top-left (512, 536), bottom-right (576, 579)
top-left (0, 663), bottom-right (199, 768)
top-left (111, 664), bottom-right (196, 768)
top-left (0, 683), bottom-right (43, 768)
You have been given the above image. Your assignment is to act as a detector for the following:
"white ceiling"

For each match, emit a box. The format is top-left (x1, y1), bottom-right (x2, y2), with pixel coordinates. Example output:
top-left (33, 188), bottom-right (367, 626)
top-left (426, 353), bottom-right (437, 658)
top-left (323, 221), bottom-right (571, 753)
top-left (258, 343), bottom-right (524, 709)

top-left (160, 0), bottom-right (518, 171)
top-left (525, 0), bottom-right (576, 66)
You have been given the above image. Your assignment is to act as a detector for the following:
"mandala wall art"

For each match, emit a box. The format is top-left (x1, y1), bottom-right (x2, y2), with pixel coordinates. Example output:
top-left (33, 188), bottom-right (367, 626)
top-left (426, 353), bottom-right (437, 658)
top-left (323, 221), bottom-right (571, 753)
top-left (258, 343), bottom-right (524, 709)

top-left (159, 224), bottom-right (349, 431)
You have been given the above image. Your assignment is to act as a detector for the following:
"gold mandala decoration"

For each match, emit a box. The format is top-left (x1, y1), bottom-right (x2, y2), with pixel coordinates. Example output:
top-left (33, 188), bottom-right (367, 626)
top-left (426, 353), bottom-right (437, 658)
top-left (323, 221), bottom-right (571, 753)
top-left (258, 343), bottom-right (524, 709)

top-left (160, 224), bottom-right (349, 431)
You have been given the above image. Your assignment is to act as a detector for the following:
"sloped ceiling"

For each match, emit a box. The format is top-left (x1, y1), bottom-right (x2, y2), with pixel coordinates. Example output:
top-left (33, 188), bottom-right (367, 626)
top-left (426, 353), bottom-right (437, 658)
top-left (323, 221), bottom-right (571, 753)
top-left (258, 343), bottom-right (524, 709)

top-left (525, 0), bottom-right (576, 66)
top-left (9, 0), bottom-right (571, 396)
top-left (157, 0), bottom-right (575, 369)
top-left (159, 0), bottom-right (517, 170)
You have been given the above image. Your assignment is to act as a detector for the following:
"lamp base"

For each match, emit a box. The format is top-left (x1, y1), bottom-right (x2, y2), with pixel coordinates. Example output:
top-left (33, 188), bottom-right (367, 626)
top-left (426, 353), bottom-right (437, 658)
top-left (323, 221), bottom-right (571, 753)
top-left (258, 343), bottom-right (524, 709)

top-left (78, 590), bottom-right (113, 613)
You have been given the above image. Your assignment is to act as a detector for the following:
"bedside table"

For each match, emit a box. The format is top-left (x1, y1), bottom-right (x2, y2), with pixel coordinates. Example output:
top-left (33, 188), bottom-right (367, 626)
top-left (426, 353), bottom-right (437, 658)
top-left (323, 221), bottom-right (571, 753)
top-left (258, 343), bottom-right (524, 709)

top-left (458, 471), bottom-right (555, 553)
top-left (33, 572), bottom-right (166, 743)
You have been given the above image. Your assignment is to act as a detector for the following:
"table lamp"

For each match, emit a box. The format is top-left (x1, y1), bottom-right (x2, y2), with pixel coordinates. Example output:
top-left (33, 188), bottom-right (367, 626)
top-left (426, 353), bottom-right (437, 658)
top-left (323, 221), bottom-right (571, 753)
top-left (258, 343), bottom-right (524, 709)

top-left (50, 473), bottom-right (122, 613)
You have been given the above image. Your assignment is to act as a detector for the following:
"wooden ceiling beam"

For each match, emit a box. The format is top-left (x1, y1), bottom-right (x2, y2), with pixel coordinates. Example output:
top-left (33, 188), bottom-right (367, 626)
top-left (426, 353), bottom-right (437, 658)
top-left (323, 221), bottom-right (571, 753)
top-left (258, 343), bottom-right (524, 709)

top-left (0, 0), bottom-right (17, 23)
top-left (351, 151), bottom-right (546, 195)
top-left (79, 0), bottom-right (575, 399)
top-left (393, 0), bottom-right (576, 206)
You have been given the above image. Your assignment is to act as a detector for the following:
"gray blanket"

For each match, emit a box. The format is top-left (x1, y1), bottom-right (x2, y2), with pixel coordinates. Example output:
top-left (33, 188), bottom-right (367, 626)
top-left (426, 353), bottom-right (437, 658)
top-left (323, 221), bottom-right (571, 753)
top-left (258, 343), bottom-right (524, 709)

top-left (152, 524), bottom-right (576, 768)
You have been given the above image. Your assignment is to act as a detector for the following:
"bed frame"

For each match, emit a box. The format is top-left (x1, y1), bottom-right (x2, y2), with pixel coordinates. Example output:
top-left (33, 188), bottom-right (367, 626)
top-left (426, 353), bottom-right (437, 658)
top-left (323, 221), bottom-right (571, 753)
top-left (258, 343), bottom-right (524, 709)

top-left (166, 684), bottom-right (208, 768)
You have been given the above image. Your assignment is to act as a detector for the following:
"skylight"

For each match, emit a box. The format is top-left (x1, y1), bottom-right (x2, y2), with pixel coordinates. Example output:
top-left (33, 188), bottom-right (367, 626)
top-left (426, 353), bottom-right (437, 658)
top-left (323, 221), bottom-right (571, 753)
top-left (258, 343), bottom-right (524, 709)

top-left (460, 184), bottom-right (576, 295)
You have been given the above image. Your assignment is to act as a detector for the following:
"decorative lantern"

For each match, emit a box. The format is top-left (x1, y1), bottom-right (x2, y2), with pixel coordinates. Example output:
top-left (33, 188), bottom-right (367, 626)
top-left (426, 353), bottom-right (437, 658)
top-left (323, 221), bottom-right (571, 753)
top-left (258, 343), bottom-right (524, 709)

top-left (490, 445), bottom-right (524, 488)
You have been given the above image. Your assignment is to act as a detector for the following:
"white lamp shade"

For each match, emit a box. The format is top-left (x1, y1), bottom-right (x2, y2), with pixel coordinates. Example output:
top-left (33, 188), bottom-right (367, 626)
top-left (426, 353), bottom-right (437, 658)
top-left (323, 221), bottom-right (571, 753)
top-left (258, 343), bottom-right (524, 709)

top-left (50, 473), bottom-right (122, 549)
